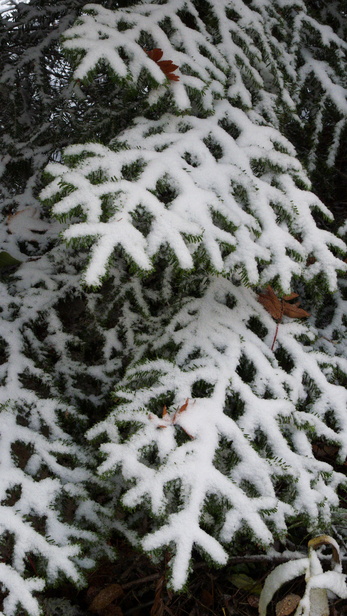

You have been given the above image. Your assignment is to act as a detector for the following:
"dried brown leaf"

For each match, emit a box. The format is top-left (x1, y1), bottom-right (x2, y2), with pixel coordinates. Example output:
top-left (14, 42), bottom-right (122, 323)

top-left (282, 302), bottom-right (310, 319)
top-left (282, 292), bottom-right (299, 301)
top-left (89, 584), bottom-right (124, 612)
top-left (275, 594), bottom-right (301, 616)
top-left (150, 399), bottom-right (194, 437)
top-left (145, 48), bottom-right (180, 81)
top-left (166, 73), bottom-right (180, 81)
top-left (200, 589), bottom-right (214, 607)
top-left (258, 286), bottom-right (283, 320)
top-left (157, 60), bottom-right (179, 72)
top-left (257, 286), bottom-right (310, 321)
top-left (176, 398), bottom-right (189, 415)
top-left (146, 48), bottom-right (163, 62)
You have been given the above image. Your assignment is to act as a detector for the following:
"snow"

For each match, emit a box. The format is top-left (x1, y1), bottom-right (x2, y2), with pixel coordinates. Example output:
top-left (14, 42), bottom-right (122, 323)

top-left (2, 0), bottom-right (347, 604)
top-left (0, 563), bottom-right (44, 616)
top-left (259, 544), bottom-right (347, 616)
top-left (308, 570), bottom-right (347, 596)
top-left (259, 558), bottom-right (308, 616)
top-left (299, 53), bottom-right (347, 116)
top-left (0, 0), bottom-right (30, 14)
top-left (63, 1), bottom-right (228, 111)
top-left (0, 249), bottom-right (115, 613)
top-left (88, 277), bottom-right (347, 588)
top-left (42, 102), bottom-right (346, 289)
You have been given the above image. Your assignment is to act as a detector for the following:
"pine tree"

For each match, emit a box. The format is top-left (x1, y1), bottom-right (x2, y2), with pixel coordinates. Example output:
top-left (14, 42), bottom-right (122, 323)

top-left (0, 3), bottom-right (119, 614)
top-left (1, 0), bottom-right (347, 612)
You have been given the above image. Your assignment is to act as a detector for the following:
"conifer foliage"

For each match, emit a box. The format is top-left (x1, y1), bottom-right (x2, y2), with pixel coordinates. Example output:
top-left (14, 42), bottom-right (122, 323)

top-left (1, 0), bottom-right (347, 612)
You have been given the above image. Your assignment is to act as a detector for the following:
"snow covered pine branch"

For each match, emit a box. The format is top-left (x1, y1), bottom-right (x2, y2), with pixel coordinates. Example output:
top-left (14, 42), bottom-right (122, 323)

top-left (41, 0), bottom-right (347, 592)
top-left (1, 0), bottom-right (346, 611)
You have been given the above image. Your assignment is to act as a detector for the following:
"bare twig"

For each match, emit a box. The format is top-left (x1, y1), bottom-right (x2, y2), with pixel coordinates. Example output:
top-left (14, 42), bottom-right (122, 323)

top-left (122, 573), bottom-right (161, 590)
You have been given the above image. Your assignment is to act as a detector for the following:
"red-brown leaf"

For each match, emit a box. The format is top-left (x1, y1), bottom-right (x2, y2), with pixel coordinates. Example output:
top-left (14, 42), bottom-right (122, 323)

top-left (258, 286), bottom-right (283, 320)
top-left (282, 302), bottom-right (310, 319)
top-left (258, 286), bottom-right (310, 321)
top-left (157, 60), bottom-right (179, 73)
top-left (145, 48), bottom-right (180, 81)
top-left (282, 292), bottom-right (299, 301)
top-left (177, 398), bottom-right (189, 414)
top-left (146, 48), bottom-right (163, 61)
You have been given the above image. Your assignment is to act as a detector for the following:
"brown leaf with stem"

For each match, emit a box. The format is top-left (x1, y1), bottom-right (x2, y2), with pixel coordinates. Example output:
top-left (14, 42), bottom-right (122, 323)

top-left (258, 286), bottom-right (310, 321)
top-left (258, 286), bottom-right (310, 351)
top-left (145, 48), bottom-right (180, 81)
